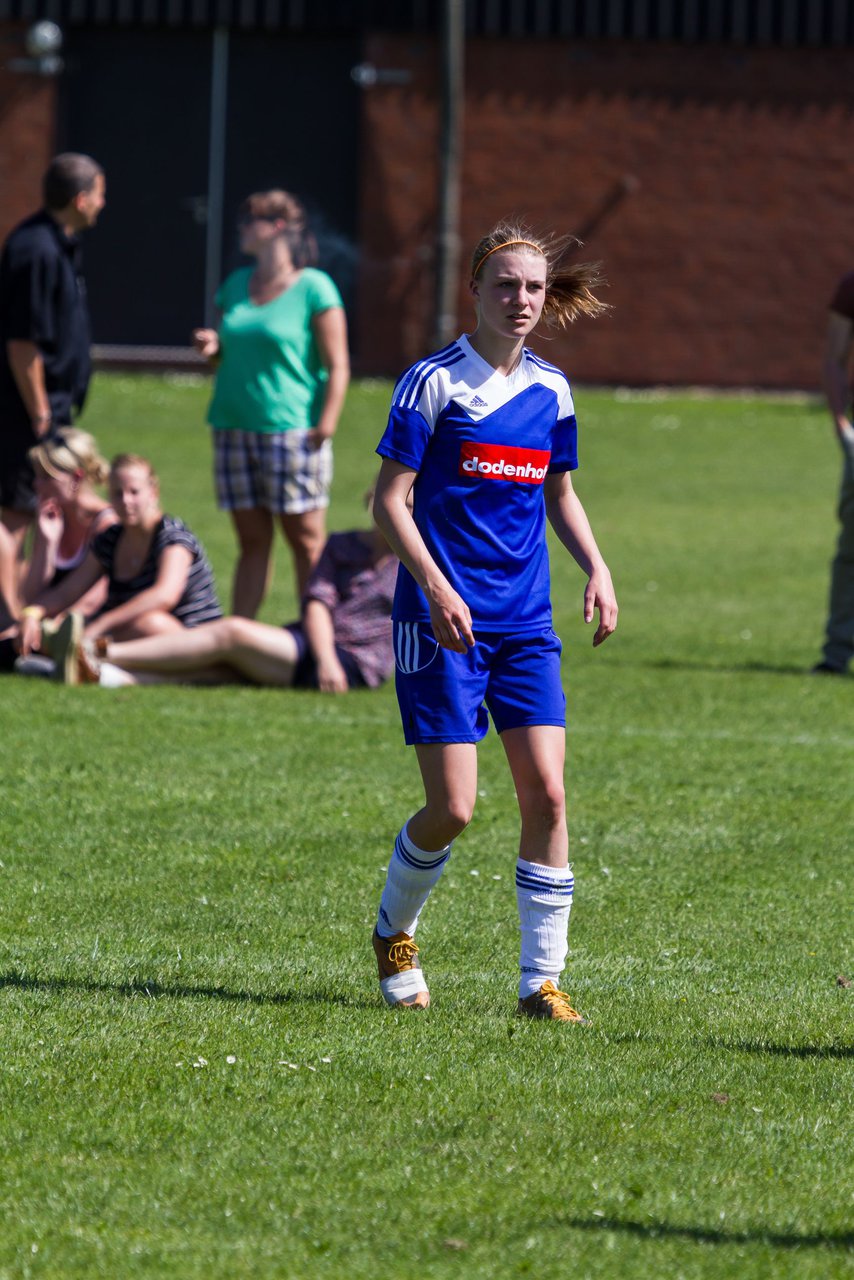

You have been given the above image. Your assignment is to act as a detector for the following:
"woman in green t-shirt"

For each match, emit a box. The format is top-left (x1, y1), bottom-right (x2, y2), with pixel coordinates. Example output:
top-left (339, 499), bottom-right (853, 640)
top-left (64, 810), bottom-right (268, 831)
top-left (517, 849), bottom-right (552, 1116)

top-left (193, 189), bottom-right (350, 617)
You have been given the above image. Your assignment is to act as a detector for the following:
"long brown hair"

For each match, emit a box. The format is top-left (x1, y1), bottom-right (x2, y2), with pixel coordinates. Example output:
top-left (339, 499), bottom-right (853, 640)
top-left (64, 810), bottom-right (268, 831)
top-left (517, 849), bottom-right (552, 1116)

top-left (239, 188), bottom-right (318, 268)
top-left (470, 222), bottom-right (609, 328)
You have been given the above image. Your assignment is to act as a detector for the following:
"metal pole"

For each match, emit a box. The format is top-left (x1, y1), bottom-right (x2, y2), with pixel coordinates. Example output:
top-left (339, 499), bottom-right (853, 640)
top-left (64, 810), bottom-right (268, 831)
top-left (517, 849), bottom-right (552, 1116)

top-left (434, 0), bottom-right (464, 349)
top-left (205, 27), bottom-right (229, 329)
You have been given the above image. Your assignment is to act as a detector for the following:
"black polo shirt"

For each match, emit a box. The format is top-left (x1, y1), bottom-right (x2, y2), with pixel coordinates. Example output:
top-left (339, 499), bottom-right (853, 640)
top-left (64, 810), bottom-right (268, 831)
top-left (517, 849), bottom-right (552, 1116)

top-left (0, 209), bottom-right (92, 449)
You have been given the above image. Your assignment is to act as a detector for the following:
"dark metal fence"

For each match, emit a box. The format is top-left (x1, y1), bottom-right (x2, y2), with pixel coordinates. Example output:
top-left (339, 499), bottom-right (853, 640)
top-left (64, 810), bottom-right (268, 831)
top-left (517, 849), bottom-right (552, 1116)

top-left (3, 0), bottom-right (854, 45)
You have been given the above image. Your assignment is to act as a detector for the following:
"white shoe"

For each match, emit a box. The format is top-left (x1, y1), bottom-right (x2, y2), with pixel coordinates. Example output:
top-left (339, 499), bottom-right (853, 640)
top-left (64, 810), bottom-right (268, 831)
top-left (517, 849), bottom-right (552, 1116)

top-left (14, 654), bottom-right (57, 679)
top-left (98, 662), bottom-right (135, 688)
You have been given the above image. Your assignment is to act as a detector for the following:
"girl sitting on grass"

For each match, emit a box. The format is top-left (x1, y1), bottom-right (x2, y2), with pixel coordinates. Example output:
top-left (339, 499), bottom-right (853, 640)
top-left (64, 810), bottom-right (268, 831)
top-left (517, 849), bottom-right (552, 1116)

top-left (40, 490), bottom-right (398, 692)
top-left (17, 452), bottom-right (221, 679)
top-left (0, 429), bottom-right (116, 669)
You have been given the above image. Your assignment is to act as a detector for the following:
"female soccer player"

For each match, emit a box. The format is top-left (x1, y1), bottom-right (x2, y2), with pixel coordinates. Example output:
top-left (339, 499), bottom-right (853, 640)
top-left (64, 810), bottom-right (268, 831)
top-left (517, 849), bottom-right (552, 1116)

top-left (370, 222), bottom-right (618, 1020)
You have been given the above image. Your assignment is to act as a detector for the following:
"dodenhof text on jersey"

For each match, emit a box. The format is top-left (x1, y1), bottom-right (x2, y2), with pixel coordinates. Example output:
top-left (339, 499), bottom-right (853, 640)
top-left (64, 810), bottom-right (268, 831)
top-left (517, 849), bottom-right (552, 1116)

top-left (458, 442), bottom-right (551, 483)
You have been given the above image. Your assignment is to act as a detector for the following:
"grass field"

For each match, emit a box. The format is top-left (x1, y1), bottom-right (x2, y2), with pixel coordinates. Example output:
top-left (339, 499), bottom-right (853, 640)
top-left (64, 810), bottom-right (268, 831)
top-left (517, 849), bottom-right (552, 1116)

top-left (1, 373), bottom-right (851, 1279)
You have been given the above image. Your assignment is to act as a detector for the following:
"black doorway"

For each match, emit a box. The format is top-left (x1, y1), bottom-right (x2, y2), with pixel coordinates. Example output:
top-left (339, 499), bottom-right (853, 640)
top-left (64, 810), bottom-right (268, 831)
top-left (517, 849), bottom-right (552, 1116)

top-left (58, 25), bottom-right (361, 346)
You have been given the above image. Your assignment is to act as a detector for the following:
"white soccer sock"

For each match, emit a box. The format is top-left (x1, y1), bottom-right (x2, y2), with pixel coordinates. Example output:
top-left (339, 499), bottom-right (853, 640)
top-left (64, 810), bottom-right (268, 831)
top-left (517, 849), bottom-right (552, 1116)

top-left (516, 857), bottom-right (574, 1000)
top-left (376, 822), bottom-right (452, 939)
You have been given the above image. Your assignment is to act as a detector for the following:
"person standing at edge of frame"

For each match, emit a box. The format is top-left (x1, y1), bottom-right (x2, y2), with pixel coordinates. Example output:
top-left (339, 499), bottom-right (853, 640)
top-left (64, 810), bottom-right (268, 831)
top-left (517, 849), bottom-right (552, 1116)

top-left (193, 189), bottom-right (350, 618)
top-left (815, 271), bottom-right (854, 675)
top-left (0, 154), bottom-right (105, 578)
top-left (369, 220), bottom-right (618, 1021)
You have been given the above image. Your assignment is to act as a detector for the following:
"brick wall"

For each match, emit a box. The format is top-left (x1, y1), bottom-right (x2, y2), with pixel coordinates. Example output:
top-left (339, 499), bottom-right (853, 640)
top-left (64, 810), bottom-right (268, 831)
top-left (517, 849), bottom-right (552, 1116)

top-left (357, 34), bottom-right (854, 389)
top-left (2, 24), bottom-right (851, 390)
top-left (0, 25), bottom-right (57, 242)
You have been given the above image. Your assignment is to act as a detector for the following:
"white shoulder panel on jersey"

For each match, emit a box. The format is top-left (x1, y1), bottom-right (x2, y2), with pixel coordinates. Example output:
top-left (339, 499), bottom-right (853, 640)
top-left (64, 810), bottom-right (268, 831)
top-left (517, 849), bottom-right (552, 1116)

top-left (523, 349), bottom-right (575, 419)
top-left (391, 336), bottom-right (575, 432)
top-left (391, 341), bottom-right (469, 433)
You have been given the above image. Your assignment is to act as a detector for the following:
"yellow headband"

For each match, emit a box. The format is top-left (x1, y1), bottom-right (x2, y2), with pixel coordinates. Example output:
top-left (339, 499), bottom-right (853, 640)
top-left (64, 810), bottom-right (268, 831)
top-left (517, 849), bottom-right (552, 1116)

top-left (472, 239), bottom-right (545, 279)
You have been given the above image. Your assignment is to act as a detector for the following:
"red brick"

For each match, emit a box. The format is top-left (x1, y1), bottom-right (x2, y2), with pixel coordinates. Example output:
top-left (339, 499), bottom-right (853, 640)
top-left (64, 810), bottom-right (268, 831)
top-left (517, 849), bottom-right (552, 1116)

top-left (0, 26), bottom-right (56, 243)
top-left (357, 35), bottom-right (854, 389)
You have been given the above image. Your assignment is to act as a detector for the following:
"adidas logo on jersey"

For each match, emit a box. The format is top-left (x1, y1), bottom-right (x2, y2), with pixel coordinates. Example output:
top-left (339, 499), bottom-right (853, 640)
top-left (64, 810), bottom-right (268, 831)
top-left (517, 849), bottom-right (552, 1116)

top-left (469, 395), bottom-right (488, 408)
top-left (459, 441), bottom-right (551, 483)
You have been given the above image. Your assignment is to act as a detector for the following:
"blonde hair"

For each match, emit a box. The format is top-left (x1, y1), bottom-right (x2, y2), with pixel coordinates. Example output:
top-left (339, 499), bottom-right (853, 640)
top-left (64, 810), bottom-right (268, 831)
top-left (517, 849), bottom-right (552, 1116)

top-left (470, 222), bottom-right (610, 328)
top-left (30, 428), bottom-right (109, 486)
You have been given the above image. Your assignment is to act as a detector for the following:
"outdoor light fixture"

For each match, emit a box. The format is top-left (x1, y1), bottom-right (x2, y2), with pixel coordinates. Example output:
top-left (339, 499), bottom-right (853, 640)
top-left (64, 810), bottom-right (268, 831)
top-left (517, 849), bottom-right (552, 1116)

top-left (8, 21), bottom-right (64, 76)
top-left (350, 63), bottom-right (412, 88)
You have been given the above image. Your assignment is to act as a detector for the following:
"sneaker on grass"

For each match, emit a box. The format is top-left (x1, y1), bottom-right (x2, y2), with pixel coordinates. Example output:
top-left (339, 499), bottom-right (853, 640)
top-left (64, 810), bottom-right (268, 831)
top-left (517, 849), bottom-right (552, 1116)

top-left (372, 928), bottom-right (430, 1009)
top-left (13, 654), bottom-right (56, 679)
top-left (98, 661), bottom-right (134, 688)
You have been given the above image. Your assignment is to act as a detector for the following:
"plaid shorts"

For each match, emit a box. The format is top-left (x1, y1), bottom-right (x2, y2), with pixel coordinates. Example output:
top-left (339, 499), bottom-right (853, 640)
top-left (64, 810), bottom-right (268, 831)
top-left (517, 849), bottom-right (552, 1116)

top-left (213, 428), bottom-right (333, 516)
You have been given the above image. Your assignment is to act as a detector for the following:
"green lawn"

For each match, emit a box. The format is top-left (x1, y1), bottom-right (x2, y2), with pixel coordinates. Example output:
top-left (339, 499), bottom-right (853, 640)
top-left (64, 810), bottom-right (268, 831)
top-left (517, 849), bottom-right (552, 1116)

top-left (0, 375), bottom-right (851, 1279)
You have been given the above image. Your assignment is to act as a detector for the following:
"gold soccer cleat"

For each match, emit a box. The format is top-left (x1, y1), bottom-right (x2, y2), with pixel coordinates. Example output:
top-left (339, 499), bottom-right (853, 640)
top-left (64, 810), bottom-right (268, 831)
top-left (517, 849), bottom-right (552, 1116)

top-left (372, 928), bottom-right (430, 1009)
top-left (517, 980), bottom-right (589, 1024)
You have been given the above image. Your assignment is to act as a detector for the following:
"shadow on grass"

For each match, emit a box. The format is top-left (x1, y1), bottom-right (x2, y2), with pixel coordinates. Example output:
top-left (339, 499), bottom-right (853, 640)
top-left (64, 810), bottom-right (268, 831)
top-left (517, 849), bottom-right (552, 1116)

top-left (719, 1039), bottom-right (854, 1061)
top-left (563, 1216), bottom-right (854, 1251)
top-left (633, 658), bottom-right (817, 678)
top-left (606, 1033), bottom-right (854, 1061)
top-left (0, 970), bottom-right (377, 1010)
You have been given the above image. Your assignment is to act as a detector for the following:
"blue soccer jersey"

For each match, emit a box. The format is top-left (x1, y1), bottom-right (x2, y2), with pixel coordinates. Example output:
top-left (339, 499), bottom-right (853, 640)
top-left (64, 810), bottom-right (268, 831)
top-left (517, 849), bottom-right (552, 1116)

top-left (376, 334), bottom-right (578, 632)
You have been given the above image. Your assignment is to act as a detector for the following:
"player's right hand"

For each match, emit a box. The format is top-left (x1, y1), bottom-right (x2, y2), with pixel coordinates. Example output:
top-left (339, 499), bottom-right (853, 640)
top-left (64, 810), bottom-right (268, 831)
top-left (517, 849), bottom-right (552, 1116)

top-left (428, 585), bottom-right (475, 652)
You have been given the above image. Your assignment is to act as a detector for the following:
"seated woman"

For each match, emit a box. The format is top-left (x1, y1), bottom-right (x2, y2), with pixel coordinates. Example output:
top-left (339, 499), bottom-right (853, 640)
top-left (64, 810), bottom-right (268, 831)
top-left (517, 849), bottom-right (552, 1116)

top-left (0, 429), bottom-right (116, 668)
top-left (57, 519), bottom-right (398, 691)
top-left (18, 452), bottom-right (221, 676)
top-left (25, 430), bottom-right (117, 608)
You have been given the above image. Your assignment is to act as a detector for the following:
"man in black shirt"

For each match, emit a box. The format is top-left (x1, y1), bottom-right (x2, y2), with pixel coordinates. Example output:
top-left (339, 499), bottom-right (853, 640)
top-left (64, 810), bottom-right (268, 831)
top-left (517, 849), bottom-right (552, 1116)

top-left (0, 153), bottom-right (106, 557)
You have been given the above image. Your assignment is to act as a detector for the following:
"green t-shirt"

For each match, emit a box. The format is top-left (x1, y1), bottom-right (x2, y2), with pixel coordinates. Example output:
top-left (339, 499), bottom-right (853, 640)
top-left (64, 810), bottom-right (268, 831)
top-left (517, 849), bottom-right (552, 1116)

top-left (207, 267), bottom-right (343, 433)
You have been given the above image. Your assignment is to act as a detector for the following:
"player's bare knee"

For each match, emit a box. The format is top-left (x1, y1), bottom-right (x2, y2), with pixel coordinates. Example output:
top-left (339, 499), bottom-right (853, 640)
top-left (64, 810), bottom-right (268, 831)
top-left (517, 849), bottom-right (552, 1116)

top-left (518, 777), bottom-right (565, 829)
top-left (444, 794), bottom-right (476, 838)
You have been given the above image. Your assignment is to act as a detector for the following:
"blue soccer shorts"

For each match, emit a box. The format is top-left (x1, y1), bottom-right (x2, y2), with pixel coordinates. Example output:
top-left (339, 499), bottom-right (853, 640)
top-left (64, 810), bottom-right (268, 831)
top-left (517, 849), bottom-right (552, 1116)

top-left (393, 622), bottom-right (566, 745)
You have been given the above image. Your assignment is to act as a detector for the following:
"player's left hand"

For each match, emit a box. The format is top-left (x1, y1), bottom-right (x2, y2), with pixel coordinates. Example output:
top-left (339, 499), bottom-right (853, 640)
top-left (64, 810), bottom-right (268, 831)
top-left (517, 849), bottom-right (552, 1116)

top-left (584, 564), bottom-right (618, 647)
